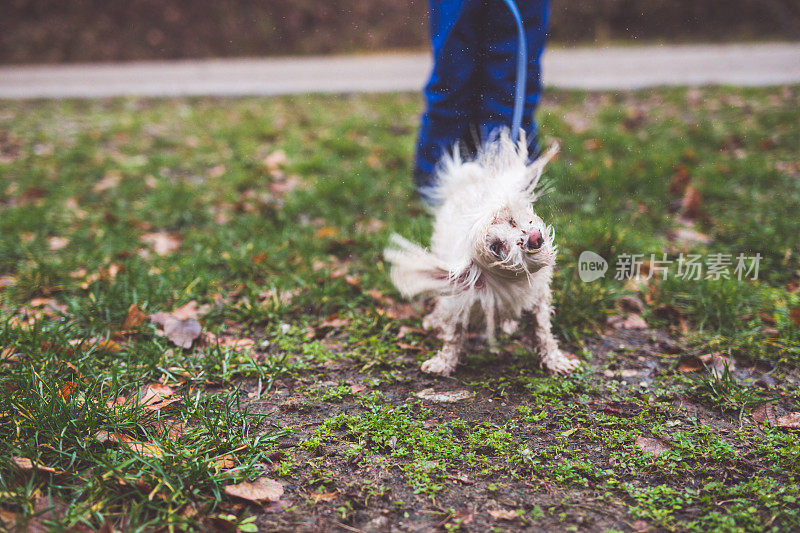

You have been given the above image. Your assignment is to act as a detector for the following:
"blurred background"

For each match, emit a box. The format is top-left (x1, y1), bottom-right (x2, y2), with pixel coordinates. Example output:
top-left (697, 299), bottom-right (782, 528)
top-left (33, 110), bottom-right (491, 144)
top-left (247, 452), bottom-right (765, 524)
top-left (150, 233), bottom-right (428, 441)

top-left (2, 0), bottom-right (799, 64)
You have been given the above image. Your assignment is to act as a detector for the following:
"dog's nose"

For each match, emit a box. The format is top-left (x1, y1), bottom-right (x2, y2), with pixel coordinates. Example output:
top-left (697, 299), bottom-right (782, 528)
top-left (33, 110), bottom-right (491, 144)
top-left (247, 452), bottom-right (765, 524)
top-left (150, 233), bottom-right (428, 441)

top-left (525, 229), bottom-right (544, 251)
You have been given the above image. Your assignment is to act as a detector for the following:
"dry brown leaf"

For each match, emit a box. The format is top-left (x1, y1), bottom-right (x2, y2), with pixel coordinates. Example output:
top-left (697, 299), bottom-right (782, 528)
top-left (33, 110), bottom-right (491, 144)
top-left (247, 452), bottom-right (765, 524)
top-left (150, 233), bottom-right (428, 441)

top-left (678, 353), bottom-right (734, 376)
top-left (677, 356), bottom-right (702, 373)
top-left (315, 227), bottom-right (338, 239)
top-left (111, 434), bottom-right (163, 457)
top-left (203, 332), bottom-right (255, 352)
top-left (453, 508), bottom-right (474, 525)
top-left (141, 231), bottom-right (182, 256)
top-left (12, 457), bottom-right (59, 473)
top-left (790, 307), bottom-right (800, 328)
top-left (47, 236), bottom-right (69, 251)
top-left (669, 165), bottom-right (691, 195)
top-left (308, 491), bottom-right (338, 503)
top-left (94, 338), bottom-right (122, 353)
top-left (224, 477), bottom-right (284, 502)
top-left (140, 384), bottom-right (181, 413)
top-left (488, 509), bottom-right (519, 520)
top-left (350, 384), bottom-right (367, 394)
top-left (699, 352), bottom-right (735, 376)
top-left (59, 382), bottom-right (76, 402)
top-left (151, 313), bottom-right (201, 349)
top-left (583, 139), bottom-right (602, 151)
top-left (444, 472), bottom-right (474, 485)
top-left (416, 388), bottom-right (471, 403)
top-left (211, 454), bottom-right (236, 470)
top-left (607, 314), bottom-right (648, 330)
top-left (776, 412), bottom-right (800, 429)
top-left (263, 150), bottom-right (288, 172)
top-left (666, 227), bottom-right (711, 246)
top-left (681, 186), bottom-right (703, 219)
top-left (93, 171), bottom-right (121, 192)
top-left (752, 403), bottom-right (777, 427)
top-left (122, 304), bottom-right (148, 329)
top-left (320, 315), bottom-right (350, 329)
top-left (635, 436), bottom-right (671, 456)
top-left (171, 300), bottom-right (208, 320)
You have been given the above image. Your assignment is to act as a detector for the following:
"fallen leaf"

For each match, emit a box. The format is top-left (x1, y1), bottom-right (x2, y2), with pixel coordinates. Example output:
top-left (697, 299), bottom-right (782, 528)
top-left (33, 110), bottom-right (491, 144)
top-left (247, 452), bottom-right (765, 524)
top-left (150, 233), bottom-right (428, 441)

top-left (488, 509), bottom-right (518, 520)
top-left (319, 315), bottom-right (350, 329)
top-left (315, 227), bottom-right (338, 239)
top-left (775, 412), bottom-right (800, 429)
top-left (790, 307), bottom-right (800, 328)
top-left (444, 472), bottom-right (474, 484)
top-left (12, 457), bottom-right (58, 473)
top-left (140, 384), bottom-right (182, 412)
top-left (669, 165), bottom-right (691, 194)
top-left (47, 236), bottom-right (69, 251)
top-left (583, 139), bottom-right (602, 150)
top-left (350, 384), bottom-right (366, 394)
top-left (203, 332), bottom-right (255, 352)
top-left (207, 164), bottom-right (226, 179)
top-left (415, 388), bottom-right (471, 403)
top-left (171, 300), bottom-right (208, 320)
top-left (678, 353), bottom-right (734, 376)
top-left (263, 500), bottom-right (291, 513)
top-left (151, 313), bottom-right (201, 349)
top-left (94, 338), bottom-right (122, 353)
top-left (211, 454), bottom-right (236, 470)
top-left (224, 477), bottom-right (284, 503)
top-left (308, 491), bottom-right (338, 503)
top-left (141, 231), bottom-right (182, 256)
top-left (632, 520), bottom-right (650, 532)
top-left (110, 434), bottom-right (163, 457)
top-left (666, 226), bottom-right (711, 246)
top-left (681, 186), bottom-right (703, 219)
top-left (263, 150), bottom-right (288, 172)
top-left (122, 303), bottom-right (148, 329)
top-left (453, 507), bottom-right (474, 525)
top-left (607, 314), bottom-right (648, 330)
top-left (59, 382), bottom-right (76, 402)
top-left (699, 352), bottom-right (735, 376)
top-left (635, 436), bottom-right (671, 456)
top-left (93, 171), bottom-right (121, 192)
top-left (752, 403), bottom-right (777, 427)
top-left (677, 356), bottom-right (702, 373)
top-left (618, 295), bottom-right (645, 313)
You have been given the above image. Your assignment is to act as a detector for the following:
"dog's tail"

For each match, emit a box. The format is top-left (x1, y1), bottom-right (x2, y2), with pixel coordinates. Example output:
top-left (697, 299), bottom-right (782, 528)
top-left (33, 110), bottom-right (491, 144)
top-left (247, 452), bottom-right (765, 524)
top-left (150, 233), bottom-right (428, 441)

top-left (383, 234), bottom-right (455, 298)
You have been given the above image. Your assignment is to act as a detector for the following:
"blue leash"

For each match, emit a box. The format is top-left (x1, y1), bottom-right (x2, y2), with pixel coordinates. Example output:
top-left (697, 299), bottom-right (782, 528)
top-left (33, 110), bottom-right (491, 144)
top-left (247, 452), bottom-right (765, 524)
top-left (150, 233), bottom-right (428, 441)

top-left (499, 0), bottom-right (527, 143)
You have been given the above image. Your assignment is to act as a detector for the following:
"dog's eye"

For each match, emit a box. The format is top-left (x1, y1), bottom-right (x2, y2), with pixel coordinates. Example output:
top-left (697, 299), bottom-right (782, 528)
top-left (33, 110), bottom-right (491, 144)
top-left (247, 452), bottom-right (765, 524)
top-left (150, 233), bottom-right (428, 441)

top-left (489, 240), bottom-right (506, 259)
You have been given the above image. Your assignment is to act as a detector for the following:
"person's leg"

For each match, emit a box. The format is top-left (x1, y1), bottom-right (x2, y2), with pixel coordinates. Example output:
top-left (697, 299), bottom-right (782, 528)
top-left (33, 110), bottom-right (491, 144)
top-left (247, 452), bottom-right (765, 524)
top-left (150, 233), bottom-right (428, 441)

top-left (414, 0), bottom-right (483, 196)
top-left (476, 0), bottom-right (549, 153)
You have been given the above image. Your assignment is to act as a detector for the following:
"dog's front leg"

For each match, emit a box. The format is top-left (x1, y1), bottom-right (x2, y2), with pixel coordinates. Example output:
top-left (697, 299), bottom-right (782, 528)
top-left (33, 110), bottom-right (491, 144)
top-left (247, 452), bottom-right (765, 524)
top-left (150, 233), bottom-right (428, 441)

top-left (421, 297), bottom-right (464, 376)
top-left (532, 304), bottom-right (579, 374)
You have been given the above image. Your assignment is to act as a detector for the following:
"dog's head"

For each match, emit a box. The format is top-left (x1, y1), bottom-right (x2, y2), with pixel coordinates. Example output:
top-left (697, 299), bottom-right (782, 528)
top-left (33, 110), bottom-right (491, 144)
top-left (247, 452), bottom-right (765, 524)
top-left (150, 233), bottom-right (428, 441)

top-left (470, 141), bottom-right (559, 278)
top-left (476, 202), bottom-right (556, 276)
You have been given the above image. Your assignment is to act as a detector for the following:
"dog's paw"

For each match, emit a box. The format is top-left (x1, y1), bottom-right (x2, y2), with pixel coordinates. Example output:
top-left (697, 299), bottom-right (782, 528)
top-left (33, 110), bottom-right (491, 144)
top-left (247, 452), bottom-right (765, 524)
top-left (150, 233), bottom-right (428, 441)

top-left (541, 352), bottom-right (581, 375)
top-left (421, 354), bottom-right (457, 376)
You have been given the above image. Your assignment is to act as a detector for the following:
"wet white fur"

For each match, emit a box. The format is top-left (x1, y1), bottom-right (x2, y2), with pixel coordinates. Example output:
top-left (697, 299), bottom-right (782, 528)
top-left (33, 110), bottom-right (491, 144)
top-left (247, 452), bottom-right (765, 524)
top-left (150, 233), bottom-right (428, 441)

top-left (384, 131), bottom-right (579, 376)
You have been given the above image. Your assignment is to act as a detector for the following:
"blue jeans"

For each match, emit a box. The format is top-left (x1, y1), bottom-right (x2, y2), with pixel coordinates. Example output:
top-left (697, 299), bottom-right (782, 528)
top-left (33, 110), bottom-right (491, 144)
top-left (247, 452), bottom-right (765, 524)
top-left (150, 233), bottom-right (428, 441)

top-left (414, 0), bottom-right (549, 193)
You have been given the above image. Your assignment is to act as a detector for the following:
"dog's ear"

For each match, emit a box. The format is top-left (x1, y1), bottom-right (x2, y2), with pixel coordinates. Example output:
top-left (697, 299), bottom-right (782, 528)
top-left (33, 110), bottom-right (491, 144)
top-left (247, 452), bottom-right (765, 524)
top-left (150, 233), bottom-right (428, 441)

top-left (524, 141), bottom-right (559, 197)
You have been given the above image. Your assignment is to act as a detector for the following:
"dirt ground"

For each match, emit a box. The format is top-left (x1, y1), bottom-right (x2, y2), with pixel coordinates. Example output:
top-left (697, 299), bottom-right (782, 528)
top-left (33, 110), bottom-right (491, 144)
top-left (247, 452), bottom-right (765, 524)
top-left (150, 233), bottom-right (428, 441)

top-left (236, 321), bottom-right (797, 532)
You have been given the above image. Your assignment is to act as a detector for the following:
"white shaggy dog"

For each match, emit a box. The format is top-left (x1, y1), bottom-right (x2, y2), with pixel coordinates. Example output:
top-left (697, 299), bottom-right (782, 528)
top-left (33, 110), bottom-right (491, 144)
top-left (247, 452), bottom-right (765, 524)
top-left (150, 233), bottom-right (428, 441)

top-left (384, 132), bottom-right (579, 376)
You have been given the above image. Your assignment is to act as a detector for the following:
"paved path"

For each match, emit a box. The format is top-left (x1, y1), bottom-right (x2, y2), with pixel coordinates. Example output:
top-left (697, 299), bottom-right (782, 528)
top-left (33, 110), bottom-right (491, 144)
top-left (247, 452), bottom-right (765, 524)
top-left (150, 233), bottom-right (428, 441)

top-left (0, 43), bottom-right (798, 99)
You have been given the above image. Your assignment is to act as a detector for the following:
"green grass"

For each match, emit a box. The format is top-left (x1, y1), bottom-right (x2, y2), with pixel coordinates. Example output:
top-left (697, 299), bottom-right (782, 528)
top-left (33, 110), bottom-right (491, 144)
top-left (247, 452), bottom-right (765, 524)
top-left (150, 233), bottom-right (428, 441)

top-left (1, 86), bottom-right (799, 531)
